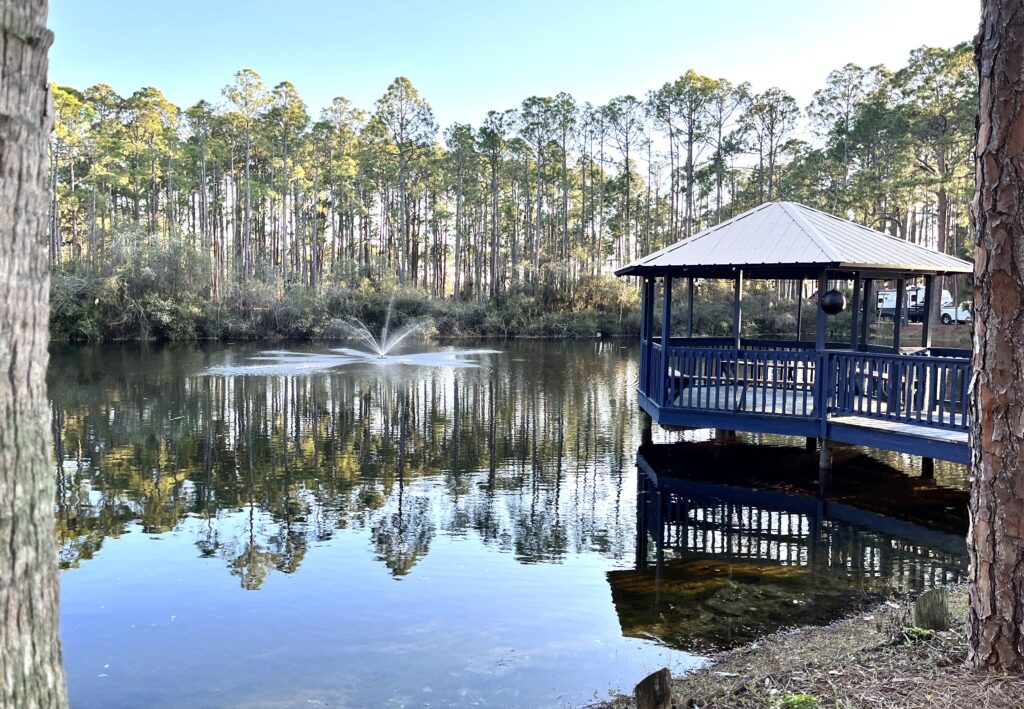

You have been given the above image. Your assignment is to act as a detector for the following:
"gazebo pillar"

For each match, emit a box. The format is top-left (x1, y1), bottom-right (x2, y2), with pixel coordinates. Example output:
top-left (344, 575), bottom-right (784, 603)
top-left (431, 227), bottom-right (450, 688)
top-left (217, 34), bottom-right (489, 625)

top-left (796, 278), bottom-right (804, 341)
top-left (641, 277), bottom-right (655, 395)
top-left (687, 277), bottom-right (694, 338)
top-left (849, 273), bottom-right (861, 350)
top-left (733, 270), bottom-right (744, 350)
top-left (921, 274), bottom-right (934, 349)
top-left (660, 276), bottom-right (673, 404)
top-left (815, 271), bottom-right (828, 351)
top-left (860, 279), bottom-right (873, 351)
top-left (893, 277), bottom-right (906, 353)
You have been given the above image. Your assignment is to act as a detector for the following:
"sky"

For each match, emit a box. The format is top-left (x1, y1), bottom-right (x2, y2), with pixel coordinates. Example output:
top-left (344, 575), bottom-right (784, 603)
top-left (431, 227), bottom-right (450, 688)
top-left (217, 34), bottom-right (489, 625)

top-left (50, 0), bottom-right (979, 129)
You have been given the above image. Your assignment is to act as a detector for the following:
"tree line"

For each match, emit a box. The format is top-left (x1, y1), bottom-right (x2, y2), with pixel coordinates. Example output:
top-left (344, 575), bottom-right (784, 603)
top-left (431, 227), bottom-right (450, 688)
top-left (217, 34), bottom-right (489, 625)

top-left (49, 42), bottom-right (975, 321)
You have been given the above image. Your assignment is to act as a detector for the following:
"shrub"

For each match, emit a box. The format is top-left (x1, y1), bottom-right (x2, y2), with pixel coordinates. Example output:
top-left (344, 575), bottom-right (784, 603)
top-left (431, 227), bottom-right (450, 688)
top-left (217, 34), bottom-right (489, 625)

top-left (779, 693), bottom-right (820, 709)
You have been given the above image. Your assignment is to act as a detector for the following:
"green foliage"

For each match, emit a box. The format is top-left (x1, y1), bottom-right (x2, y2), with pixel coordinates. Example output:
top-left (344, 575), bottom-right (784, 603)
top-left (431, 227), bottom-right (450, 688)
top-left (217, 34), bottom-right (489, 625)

top-left (48, 44), bottom-right (976, 341)
top-left (50, 237), bottom-right (644, 341)
top-left (778, 693), bottom-right (821, 709)
top-left (900, 626), bottom-right (935, 643)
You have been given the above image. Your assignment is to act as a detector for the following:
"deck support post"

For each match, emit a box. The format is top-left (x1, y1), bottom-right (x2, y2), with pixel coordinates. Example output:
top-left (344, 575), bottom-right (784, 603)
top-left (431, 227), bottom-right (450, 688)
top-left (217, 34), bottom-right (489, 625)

top-left (921, 274), bottom-right (934, 350)
top-left (818, 465), bottom-right (832, 495)
top-left (805, 437), bottom-right (817, 452)
top-left (818, 439), bottom-right (833, 469)
top-left (922, 456), bottom-right (935, 479)
top-left (860, 279), bottom-right (873, 351)
top-left (818, 439), bottom-right (833, 492)
top-left (714, 429), bottom-right (736, 444)
top-left (733, 270), bottom-right (743, 350)
top-left (893, 277), bottom-right (906, 352)
top-left (641, 410), bottom-right (653, 446)
top-left (660, 276), bottom-right (673, 405)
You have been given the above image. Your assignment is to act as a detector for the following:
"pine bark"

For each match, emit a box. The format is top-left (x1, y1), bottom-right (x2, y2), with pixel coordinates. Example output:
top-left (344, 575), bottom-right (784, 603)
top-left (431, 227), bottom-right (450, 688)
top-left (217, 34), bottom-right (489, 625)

top-left (969, 0), bottom-right (1024, 672)
top-left (0, 0), bottom-right (67, 706)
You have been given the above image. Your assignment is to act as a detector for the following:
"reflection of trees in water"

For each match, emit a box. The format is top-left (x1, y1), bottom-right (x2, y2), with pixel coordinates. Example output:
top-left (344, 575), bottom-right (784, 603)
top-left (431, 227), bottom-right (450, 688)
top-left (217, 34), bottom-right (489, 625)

top-left (50, 343), bottom-right (639, 585)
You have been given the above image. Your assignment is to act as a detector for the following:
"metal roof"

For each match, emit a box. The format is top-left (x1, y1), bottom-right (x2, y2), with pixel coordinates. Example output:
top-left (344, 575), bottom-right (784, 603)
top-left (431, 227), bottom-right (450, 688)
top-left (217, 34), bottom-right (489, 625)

top-left (615, 202), bottom-right (974, 277)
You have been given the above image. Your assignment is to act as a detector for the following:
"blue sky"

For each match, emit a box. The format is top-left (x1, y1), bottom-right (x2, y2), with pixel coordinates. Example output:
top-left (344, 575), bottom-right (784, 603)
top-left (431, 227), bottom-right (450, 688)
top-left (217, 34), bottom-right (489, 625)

top-left (50, 0), bottom-right (978, 128)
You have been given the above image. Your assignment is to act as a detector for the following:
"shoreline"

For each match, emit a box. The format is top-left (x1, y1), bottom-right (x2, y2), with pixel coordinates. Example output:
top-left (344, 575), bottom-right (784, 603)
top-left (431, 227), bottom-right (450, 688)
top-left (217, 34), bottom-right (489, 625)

top-left (596, 587), bottom-right (1024, 709)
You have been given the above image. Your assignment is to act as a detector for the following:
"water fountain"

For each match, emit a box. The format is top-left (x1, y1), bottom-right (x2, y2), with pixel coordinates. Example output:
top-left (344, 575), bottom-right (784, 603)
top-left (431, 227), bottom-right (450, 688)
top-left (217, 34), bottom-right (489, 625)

top-left (334, 308), bottom-right (432, 359)
top-left (202, 299), bottom-right (498, 376)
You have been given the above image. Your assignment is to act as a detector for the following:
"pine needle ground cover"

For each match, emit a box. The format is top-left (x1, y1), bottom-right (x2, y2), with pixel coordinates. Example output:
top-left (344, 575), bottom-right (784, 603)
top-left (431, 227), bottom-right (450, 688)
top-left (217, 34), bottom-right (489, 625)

top-left (599, 587), bottom-right (1024, 708)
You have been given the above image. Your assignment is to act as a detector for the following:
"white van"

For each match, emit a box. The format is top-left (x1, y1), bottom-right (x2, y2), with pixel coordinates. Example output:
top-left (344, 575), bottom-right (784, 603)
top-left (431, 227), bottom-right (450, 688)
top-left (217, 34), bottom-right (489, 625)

top-left (876, 286), bottom-right (952, 322)
top-left (941, 302), bottom-right (972, 324)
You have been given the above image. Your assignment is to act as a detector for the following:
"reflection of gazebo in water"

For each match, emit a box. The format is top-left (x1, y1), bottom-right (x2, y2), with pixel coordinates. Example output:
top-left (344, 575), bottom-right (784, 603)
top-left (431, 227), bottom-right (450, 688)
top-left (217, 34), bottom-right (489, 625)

top-left (608, 456), bottom-right (966, 651)
top-left (615, 202), bottom-right (973, 467)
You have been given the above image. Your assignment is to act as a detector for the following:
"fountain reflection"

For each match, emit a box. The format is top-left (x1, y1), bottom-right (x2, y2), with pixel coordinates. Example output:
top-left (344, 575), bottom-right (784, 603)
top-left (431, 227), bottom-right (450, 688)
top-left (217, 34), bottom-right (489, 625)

top-left (610, 443), bottom-right (967, 652)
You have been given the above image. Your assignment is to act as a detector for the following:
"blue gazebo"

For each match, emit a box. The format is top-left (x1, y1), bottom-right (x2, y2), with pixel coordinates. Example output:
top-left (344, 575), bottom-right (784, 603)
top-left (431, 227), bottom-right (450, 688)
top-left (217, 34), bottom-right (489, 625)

top-left (616, 201), bottom-right (974, 467)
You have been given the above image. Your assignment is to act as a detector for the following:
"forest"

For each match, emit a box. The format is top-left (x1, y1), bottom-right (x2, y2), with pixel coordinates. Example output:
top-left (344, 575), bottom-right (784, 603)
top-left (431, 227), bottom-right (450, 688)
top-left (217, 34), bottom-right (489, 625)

top-left (48, 42), bottom-right (975, 341)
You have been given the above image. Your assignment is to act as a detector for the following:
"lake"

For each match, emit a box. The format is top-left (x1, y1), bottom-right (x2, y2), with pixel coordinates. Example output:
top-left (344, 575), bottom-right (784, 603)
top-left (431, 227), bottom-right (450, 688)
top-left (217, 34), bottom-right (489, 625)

top-left (50, 340), bottom-right (968, 708)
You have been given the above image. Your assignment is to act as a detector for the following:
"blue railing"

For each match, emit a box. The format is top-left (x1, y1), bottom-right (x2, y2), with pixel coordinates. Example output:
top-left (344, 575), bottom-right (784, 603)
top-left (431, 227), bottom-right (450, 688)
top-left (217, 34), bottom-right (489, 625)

top-left (639, 339), bottom-right (969, 434)
top-left (826, 351), bottom-right (970, 431)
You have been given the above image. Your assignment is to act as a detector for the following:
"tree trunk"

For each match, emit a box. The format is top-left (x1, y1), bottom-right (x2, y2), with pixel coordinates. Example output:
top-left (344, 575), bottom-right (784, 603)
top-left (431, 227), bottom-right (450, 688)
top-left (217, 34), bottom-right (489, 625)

top-left (969, 0), bottom-right (1024, 672)
top-left (0, 1), bottom-right (67, 706)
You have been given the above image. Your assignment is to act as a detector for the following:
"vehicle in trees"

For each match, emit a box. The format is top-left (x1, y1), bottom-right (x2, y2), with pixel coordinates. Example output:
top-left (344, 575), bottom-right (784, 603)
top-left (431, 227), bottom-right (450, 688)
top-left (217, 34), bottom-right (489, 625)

top-left (875, 285), bottom-right (952, 321)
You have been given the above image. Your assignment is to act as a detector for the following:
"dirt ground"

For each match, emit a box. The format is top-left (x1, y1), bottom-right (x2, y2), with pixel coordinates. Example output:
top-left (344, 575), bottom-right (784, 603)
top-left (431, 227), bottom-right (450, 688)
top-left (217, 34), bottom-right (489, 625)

top-left (596, 587), bottom-right (1024, 709)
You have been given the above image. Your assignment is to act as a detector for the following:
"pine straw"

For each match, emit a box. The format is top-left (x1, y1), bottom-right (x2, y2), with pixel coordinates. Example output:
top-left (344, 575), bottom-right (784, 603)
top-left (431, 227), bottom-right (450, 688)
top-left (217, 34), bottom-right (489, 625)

top-left (598, 587), bottom-right (1024, 709)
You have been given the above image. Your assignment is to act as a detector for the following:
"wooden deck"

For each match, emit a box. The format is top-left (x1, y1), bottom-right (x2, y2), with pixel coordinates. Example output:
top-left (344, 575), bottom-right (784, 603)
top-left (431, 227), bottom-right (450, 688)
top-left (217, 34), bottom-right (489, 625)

top-left (672, 384), bottom-right (815, 416)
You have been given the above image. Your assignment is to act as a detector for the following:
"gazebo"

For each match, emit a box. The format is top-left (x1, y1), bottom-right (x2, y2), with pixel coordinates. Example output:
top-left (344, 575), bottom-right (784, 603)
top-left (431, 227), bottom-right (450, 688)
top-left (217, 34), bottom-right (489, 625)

top-left (615, 201), bottom-right (974, 467)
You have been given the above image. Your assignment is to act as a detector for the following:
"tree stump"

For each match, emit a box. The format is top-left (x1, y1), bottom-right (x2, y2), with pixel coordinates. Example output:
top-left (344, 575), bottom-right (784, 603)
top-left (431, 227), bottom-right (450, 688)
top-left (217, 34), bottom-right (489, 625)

top-left (914, 588), bottom-right (950, 631)
top-left (634, 667), bottom-right (672, 709)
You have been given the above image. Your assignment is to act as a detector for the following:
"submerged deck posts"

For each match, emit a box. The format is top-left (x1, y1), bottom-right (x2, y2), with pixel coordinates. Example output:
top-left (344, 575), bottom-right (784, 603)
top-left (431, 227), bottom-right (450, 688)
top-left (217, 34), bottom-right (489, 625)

top-left (922, 457), bottom-right (935, 480)
top-left (641, 410), bottom-right (653, 446)
top-left (819, 439), bottom-right (833, 492)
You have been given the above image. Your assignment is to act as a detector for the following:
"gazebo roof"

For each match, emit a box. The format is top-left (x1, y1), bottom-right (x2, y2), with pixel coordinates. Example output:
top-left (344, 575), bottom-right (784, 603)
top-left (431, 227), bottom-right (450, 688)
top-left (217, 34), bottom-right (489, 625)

top-left (615, 201), bottom-right (973, 278)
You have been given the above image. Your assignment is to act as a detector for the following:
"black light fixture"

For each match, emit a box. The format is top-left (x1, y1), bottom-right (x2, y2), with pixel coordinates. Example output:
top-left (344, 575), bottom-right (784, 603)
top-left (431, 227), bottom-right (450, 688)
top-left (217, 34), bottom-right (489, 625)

top-left (820, 289), bottom-right (846, 315)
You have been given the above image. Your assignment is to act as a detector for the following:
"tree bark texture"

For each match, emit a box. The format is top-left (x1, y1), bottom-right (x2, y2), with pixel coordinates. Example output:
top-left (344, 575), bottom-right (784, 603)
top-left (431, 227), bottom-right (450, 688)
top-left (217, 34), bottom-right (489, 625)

top-left (969, 0), bottom-right (1024, 672)
top-left (0, 0), bottom-right (66, 706)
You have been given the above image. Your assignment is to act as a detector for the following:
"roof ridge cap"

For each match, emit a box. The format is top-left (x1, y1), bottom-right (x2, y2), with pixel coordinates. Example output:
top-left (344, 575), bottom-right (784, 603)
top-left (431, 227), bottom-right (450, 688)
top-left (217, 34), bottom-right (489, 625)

top-left (779, 202), bottom-right (842, 263)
